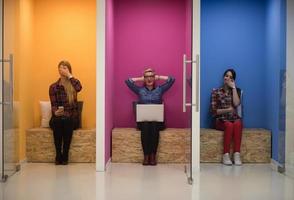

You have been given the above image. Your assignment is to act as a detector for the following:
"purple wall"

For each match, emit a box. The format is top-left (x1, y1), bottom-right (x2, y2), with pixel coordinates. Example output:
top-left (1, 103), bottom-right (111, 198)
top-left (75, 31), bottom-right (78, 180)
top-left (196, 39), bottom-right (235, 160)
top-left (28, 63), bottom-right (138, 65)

top-left (113, 0), bottom-right (191, 128)
top-left (105, 0), bottom-right (115, 163)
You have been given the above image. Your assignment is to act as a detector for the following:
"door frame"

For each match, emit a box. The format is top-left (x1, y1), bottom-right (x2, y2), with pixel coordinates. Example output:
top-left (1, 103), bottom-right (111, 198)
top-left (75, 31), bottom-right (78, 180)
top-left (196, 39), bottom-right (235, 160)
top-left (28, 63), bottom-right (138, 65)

top-left (96, 0), bottom-right (106, 171)
top-left (286, 0), bottom-right (294, 178)
top-left (192, 0), bottom-right (200, 173)
top-left (0, 0), bottom-right (3, 174)
top-left (96, 0), bottom-right (201, 173)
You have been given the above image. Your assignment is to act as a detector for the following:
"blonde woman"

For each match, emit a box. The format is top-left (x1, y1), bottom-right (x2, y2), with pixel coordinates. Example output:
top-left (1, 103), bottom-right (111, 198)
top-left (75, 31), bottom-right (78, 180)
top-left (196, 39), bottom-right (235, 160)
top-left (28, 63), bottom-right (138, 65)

top-left (125, 68), bottom-right (175, 165)
top-left (49, 61), bottom-right (82, 165)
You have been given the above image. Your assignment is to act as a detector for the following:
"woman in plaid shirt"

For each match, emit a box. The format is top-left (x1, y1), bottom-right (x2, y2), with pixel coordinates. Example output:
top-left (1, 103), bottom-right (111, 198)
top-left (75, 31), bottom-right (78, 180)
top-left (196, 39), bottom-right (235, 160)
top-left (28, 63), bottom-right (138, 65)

top-left (210, 69), bottom-right (242, 165)
top-left (49, 61), bottom-right (82, 165)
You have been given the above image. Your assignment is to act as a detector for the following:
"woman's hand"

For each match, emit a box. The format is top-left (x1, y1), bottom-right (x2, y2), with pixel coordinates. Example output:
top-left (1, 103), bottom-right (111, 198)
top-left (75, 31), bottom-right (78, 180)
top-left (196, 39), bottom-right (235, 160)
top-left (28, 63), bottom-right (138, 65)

top-left (217, 106), bottom-right (235, 115)
top-left (131, 76), bottom-right (144, 82)
top-left (54, 108), bottom-right (64, 116)
top-left (227, 106), bottom-right (235, 113)
top-left (155, 75), bottom-right (168, 81)
top-left (59, 67), bottom-right (72, 78)
top-left (227, 79), bottom-right (236, 89)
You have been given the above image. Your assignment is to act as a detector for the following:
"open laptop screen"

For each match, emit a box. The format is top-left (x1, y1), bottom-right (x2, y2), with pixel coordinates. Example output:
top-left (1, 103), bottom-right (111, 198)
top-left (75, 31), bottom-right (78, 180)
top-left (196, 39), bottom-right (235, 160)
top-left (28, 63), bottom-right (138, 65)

top-left (136, 104), bottom-right (164, 122)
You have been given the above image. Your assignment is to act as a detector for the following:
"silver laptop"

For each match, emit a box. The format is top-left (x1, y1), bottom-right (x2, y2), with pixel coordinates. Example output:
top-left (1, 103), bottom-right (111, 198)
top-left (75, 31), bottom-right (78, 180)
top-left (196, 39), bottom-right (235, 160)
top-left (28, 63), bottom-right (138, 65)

top-left (136, 104), bottom-right (164, 122)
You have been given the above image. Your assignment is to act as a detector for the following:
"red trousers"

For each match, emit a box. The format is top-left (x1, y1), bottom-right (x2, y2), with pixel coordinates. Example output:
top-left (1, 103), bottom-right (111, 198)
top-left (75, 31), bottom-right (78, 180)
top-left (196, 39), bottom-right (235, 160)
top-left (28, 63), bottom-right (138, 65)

top-left (215, 119), bottom-right (243, 154)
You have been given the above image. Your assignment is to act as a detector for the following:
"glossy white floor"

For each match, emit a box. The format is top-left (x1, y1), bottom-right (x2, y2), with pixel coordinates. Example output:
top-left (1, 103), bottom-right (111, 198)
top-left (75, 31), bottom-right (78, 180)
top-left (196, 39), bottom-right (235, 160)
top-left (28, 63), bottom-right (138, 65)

top-left (1, 163), bottom-right (294, 200)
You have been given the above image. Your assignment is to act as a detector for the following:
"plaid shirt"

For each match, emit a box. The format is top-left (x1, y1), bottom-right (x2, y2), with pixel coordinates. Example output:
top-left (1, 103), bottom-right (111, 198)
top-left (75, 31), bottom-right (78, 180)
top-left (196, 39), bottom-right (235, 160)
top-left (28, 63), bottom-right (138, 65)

top-left (49, 77), bottom-right (82, 118)
top-left (210, 87), bottom-right (240, 121)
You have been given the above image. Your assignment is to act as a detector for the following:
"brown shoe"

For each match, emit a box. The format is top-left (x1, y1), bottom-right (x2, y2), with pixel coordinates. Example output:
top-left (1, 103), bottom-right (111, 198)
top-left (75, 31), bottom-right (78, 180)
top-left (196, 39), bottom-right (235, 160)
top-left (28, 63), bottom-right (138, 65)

top-left (149, 153), bottom-right (157, 166)
top-left (143, 155), bottom-right (149, 165)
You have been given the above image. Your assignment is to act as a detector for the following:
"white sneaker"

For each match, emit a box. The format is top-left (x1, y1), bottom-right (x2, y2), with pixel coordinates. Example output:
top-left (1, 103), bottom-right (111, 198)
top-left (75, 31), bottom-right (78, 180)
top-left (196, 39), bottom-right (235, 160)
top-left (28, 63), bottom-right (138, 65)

top-left (222, 153), bottom-right (232, 165)
top-left (233, 152), bottom-right (242, 166)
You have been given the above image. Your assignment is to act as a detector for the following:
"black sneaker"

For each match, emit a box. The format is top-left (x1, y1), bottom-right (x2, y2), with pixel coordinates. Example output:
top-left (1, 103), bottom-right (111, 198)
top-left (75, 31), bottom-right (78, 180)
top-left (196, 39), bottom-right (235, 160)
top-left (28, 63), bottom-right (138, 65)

top-left (62, 160), bottom-right (68, 165)
top-left (55, 160), bottom-right (62, 165)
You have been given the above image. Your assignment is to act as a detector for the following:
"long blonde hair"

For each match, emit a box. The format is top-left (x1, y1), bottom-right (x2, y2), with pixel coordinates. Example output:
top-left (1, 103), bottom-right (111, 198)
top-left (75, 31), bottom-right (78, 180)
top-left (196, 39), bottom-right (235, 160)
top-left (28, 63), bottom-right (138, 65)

top-left (58, 60), bottom-right (76, 104)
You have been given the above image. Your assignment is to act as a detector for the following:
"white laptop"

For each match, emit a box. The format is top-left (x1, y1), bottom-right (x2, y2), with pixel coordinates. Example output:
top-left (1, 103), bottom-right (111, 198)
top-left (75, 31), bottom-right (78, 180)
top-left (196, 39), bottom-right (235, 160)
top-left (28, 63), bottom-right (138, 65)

top-left (136, 104), bottom-right (164, 122)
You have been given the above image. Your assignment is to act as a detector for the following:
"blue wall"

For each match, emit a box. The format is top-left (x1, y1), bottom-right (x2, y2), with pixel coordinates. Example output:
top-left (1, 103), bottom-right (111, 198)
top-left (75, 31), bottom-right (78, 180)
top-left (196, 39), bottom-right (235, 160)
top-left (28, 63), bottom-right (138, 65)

top-left (200, 0), bottom-right (287, 163)
top-left (201, 0), bottom-right (267, 128)
top-left (265, 0), bottom-right (286, 163)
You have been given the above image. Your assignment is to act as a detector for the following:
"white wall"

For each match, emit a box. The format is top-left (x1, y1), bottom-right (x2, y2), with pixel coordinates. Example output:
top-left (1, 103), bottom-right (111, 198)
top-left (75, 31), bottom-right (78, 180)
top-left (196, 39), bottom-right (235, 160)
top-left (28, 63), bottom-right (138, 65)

top-left (286, 0), bottom-right (294, 178)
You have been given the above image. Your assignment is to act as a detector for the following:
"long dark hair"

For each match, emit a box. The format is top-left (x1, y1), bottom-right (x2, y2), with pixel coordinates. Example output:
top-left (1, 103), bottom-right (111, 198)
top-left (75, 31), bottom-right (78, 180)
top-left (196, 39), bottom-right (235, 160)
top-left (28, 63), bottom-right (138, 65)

top-left (223, 68), bottom-right (241, 97)
top-left (223, 68), bottom-right (236, 80)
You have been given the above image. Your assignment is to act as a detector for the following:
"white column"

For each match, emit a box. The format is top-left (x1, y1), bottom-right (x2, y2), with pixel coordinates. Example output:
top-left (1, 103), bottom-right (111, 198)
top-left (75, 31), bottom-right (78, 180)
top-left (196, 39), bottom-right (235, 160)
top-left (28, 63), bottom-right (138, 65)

top-left (192, 0), bottom-right (201, 173)
top-left (96, 0), bottom-right (106, 172)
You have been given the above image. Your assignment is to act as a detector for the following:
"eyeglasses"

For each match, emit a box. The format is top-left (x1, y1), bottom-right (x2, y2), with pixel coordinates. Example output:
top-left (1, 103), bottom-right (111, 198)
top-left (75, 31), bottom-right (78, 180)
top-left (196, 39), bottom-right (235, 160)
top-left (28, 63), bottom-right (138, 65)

top-left (144, 75), bottom-right (155, 79)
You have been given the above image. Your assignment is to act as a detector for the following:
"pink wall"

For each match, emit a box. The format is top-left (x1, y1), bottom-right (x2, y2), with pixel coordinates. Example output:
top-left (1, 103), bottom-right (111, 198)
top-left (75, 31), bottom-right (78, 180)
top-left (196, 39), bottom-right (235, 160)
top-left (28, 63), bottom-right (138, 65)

top-left (105, 0), bottom-right (115, 163)
top-left (113, 0), bottom-right (191, 128)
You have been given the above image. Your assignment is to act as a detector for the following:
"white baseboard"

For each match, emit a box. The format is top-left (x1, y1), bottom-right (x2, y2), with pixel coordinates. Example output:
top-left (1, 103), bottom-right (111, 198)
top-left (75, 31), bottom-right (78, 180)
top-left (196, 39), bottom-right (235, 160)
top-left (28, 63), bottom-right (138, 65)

top-left (17, 158), bottom-right (28, 170)
top-left (96, 157), bottom-right (111, 172)
top-left (105, 158), bottom-right (111, 171)
top-left (285, 164), bottom-right (294, 178)
top-left (271, 159), bottom-right (283, 171)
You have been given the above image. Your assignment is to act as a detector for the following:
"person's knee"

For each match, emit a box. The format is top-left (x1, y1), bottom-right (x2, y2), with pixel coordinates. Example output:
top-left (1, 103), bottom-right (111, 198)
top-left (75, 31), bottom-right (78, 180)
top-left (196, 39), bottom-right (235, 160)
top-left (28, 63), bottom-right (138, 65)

top-left (51, 117), bottom-right (62, 128)
top-left (139, 122), bottom-right (149, 132)
top-left (224, 121), bottom-right (234, 129)
top-left (233, 120), bottom-right (242, 128)
top-left (150, 122), bottom-right (158, 128)
top-left (150, 121), bottom-right (156, 125)
top-left (142, 122), bottom-right (149, 127)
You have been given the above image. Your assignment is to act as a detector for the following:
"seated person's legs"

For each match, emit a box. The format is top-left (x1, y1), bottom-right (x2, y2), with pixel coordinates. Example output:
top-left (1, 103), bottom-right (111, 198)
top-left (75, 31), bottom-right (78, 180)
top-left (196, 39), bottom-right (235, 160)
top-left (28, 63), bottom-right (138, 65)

top-left (51, 117), bottom-right (63, 164)
top-left (215, 120), bottom-right (234, 154)
top-left (62, 118), bottom-right (74, 164)
top-left (137, 122), bottom-right (152, 165)
top-left (232, 120), bottom-right (242, 153)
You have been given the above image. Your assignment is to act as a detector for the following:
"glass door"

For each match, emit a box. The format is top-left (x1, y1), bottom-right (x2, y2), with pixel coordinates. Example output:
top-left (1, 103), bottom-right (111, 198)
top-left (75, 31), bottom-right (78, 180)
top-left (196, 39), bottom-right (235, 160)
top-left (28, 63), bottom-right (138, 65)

top-left (183, 53), bottom-right (193, 184)
top-left (1, 0), bottom-right (19, 182)
top-left (0, 0), bottom-right (3, 180)
top-left (183, 0), bottom-right (200, 185)
top-left (286, 0), bottom-right (294, 178)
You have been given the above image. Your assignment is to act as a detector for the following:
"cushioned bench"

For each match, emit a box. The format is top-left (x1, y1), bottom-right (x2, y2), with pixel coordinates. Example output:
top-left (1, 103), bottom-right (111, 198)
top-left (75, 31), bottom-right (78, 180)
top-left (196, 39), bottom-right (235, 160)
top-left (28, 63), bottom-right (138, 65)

top-left (112, 128), bottom-right (271, 163)
top-left (26, 128), bottom-right (96, 163)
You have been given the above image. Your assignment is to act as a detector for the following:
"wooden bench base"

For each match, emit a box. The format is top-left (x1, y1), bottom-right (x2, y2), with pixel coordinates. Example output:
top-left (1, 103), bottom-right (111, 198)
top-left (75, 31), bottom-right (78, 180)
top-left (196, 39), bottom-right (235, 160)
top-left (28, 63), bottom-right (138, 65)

top-left (26, 128), bottom-right (96, 163)
top-left (26, 127), bottom-right (271, 163)
top-left (112, 128), bottom-right (271, 163)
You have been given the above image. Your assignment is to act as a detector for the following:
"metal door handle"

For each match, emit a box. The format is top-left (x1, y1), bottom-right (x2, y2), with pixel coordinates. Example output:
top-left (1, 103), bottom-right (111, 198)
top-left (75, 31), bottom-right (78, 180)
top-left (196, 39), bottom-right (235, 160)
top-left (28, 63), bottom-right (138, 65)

top-left (183, 54), bottom-right (197, 112)
top-left (0, 54), bottom-right (14, 109)
top-left (183, 54), bottom-right (187, 112)
top-left (196, 54), bottom-right (200, 112)
top-left (0, 102), bottom-right (11, 105)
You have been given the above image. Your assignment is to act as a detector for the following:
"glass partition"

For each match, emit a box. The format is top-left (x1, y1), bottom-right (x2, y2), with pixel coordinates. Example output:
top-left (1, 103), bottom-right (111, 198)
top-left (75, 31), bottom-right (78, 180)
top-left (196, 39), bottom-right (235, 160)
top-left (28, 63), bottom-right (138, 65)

top-left (286, 0), bottom-right (294, 178)
top-left (1, 0), bottom-right (19, 182)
